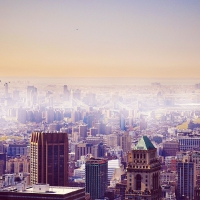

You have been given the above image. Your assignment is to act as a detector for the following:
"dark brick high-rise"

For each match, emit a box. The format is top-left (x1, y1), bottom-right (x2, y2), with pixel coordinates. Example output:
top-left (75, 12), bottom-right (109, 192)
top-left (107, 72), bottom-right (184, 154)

top-left (30, 131), bottom-right (68, 186)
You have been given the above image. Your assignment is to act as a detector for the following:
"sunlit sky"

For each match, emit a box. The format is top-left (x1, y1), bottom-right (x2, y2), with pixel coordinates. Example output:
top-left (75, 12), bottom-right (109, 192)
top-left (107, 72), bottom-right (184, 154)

top-left (0, 1), bottom-right (200, 78)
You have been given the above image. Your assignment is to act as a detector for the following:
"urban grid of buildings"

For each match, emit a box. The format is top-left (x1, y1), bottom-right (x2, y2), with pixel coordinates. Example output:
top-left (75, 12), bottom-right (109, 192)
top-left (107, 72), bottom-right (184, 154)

top-left (0, 78), bottom-right (200, 199)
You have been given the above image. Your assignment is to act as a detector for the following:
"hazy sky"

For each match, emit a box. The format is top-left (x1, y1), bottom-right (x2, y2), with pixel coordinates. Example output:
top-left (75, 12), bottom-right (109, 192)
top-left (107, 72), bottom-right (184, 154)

top-left (0, 0), bottom-right (200, 78)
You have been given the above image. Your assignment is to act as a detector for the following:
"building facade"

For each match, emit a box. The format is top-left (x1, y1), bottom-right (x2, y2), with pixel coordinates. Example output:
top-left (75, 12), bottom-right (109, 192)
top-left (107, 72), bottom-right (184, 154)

top-left (0, 184), bottom-right (85, 200)
top-left (162, 141), bottom-right (179, 157)
top-left (125, 136), bottom-right (162, 200)
top-left (7, 144), bottom-right (28, 156)
top-left (177, 157), bottom-right (196, 199)
top-left (30, 131), bottom-right (68, 186)
top-left (85, 158), bottom-right (108, 200)
top-left (178, 135), bottom-right (200, 151)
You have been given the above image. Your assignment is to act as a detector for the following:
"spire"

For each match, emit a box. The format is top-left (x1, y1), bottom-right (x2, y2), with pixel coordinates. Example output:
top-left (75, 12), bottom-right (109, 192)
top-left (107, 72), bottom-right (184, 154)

top-left (134, 136), bottom-right (155, 150)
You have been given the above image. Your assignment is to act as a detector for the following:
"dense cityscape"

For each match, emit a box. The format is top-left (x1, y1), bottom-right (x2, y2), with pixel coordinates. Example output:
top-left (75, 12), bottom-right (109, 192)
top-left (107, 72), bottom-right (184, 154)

top-left (1, 1), bottom-right (200, 199)
top-left (0, 78), bottom-right (200, 199)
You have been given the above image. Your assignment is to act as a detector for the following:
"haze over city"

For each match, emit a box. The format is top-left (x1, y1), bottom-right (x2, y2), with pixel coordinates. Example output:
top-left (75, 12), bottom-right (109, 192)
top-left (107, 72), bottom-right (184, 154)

top-left (1, 0), bottom-right (200, 78)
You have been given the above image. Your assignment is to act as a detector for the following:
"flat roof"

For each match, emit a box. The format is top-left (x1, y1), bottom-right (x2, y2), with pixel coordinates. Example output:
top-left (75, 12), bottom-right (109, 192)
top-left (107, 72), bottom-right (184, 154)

top-left (25, 186), bottom-right (84, 195)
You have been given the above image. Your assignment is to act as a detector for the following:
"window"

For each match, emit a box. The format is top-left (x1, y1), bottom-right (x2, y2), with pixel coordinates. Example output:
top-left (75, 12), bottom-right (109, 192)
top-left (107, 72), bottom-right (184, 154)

top-left (136, 174), bottom-right (142, 190)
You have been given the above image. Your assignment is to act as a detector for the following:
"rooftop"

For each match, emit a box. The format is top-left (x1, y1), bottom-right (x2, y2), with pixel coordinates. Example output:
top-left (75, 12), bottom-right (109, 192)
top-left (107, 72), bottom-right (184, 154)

top-left (0, 186), bottom-right (84, 195)
top-left (134, 136), bottom-right (155, 150)
top-left (25, 186), bottom-right (83, 195)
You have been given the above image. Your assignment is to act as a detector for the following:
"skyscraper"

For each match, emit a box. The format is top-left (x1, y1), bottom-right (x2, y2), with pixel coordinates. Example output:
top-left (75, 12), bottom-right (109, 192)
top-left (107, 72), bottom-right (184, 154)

top-left (177, 157), bottom-right (196, 200)
top-left (119, 131), bottom-right (131, 153)
top-left (85, 158), bottom-right (108, 200)
top-left (125, 136), bottom-right (162, 200)
top-left (26, 86), bottom-right (37, 106)
top-left (79, 124), bottom-right (88, 139)
top-left (63, 85), bottom-right (70, 101)
top-left (30, 131), bottom-right (68, 186)
top-left (4, 82), bottom-right (8, 98)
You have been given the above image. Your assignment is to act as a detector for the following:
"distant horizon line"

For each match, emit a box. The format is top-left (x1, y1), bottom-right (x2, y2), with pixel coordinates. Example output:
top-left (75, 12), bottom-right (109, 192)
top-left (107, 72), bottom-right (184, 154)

top-left (0, 76), bottom-right (200, 79)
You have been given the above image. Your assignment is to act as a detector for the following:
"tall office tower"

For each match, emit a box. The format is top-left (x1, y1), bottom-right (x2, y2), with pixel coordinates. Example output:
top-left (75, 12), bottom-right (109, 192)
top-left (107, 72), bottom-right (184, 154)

top-left (63, 85), bottom-right (70, 101)
top-left (177, 157), bottom-right (196, 199)
top-left (119, 131), bottom-right (131, 153)
top-left (120, 115), bottom-right (126, 130)
top-left (30, 131), bottom-right (68, 186)
top-left (27, 86), bottom-right (37, 106)
top-left (85, 158), bottom-right (108, 200)
top-left (125, 136), bottom-right (162, 200)
top-left (79, 124), bottom-right (88, 139)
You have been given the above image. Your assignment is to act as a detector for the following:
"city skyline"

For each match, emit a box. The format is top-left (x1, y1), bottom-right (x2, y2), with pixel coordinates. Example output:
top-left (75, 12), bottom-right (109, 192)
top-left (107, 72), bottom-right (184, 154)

top-left (1, 1), bottom-right (200, 78)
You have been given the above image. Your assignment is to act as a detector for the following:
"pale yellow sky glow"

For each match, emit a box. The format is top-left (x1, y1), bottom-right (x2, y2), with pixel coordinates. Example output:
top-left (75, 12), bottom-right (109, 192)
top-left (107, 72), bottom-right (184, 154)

top-left (0, 1), bottom-right (200, 78)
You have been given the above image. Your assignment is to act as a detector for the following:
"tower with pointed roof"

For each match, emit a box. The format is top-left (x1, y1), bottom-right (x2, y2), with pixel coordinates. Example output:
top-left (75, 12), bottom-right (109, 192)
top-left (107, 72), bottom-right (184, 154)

top-left (125, 136), bottom-right (162, 200)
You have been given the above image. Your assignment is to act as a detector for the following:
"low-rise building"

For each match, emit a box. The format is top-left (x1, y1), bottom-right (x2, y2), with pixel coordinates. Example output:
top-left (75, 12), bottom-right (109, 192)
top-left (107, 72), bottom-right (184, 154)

top-left (0, 184), bottom-right (86, 200)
